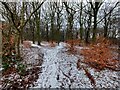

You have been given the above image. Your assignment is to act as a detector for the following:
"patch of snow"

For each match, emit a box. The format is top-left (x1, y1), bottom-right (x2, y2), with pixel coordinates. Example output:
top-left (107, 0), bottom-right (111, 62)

top-left (0, 68), bottom-right (3, 71)
top-left (41, 41), bottom-right (50, 47)
top-left (58, 42), bottom-right (68, 48)
top-left (21, 45), bottom-right (43, 66)
top-left (31, 44), bottom-right (41, 48)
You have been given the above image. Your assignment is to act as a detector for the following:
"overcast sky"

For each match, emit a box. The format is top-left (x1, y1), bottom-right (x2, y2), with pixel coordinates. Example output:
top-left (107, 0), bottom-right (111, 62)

top-left (0, 0), bottom-right (120, 2)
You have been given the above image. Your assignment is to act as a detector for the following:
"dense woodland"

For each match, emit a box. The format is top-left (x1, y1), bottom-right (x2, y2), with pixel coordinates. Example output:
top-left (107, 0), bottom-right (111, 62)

top-left (0, 0), bottom-right (120, 89)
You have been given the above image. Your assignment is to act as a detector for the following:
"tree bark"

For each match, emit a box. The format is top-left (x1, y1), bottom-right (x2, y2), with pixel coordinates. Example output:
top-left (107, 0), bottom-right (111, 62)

top-left (0, 25), bottom-right (2, 68)
top-left (46, 23), bottom-right (49, 42)
top-left (79, 2), bottom-right (83, 40)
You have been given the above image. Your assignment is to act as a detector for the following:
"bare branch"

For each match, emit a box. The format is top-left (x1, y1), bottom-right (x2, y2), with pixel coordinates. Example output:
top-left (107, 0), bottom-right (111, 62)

top-left (1, 2), bottom-right (20, 32)
top-left (97, 2), bottom-right (119, 24)
top-left (23, 1), bottom-right (45, 28)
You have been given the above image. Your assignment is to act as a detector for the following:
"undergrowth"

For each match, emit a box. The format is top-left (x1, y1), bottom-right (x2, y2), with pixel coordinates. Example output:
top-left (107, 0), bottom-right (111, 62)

top-left (80, 37), bottom-right (119, 71)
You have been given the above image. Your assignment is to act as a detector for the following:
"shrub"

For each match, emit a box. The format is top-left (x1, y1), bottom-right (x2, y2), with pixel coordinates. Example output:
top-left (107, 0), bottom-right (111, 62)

top-left (81, 37), bottom-right (119, 71)
top-left (65, 39), bottom-right (81, 54)
top-left (2, 35), bottom-right (24, 73)
top-left (17, 63), bottom-right (26, 75)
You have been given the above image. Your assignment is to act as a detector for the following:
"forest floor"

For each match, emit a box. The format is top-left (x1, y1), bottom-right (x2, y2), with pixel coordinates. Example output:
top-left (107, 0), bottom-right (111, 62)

top-left (1, 42), bottom-right (120, 89)
top-left (29, 42), bottom-right (119, 88)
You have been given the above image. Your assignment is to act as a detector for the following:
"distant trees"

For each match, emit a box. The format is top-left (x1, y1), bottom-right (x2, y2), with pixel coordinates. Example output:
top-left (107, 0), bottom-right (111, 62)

top-left (84, 3), bottom-right (92, 43)
top-left (42, 6), bottom-right (50, 42)
top-left (32, 2), bottom-right (42, 45)
top-left (79, 1), bottom-right (84, 40)
top-left (63, 2), bottom-right (76, 40)
top-left (89, 0), bottom-right (103, 41)
top-left (1, 1), bottom-right (119, 56)
top-left (103, 2), bottom-right (119, 38)
top-left (41, 2), bottom-right (63, 44)
top-left (49, 2), bottom-right (56, 42)
top-left (55, 2), bottom-right (63, 44)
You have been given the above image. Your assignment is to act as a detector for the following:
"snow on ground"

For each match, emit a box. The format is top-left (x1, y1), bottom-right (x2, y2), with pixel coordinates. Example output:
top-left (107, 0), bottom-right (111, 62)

top-left (0, 68), bottom-right (3, 71)
top-left (21, 44), bottom-right (44, 66)
top-left (30, 42), bottom-right (119, 88)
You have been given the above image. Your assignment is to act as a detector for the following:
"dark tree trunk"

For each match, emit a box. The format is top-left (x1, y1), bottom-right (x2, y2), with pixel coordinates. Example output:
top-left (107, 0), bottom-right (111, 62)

top-left (20, 28), bottom-right (24, 44)
top-left (66, 15), bottom-right (74, 40)
top-left (46, 23), bottom-right (49, 42)
top-left (17, 34), bottom-right (20, 58)
top-left (86, 30), bottom-right (90, 44)
top-left (79, 2), bottom-right (83, 40)
top-left (92, 11), bottom-right (97, 41)
top-left (32, 26), bottom-right (35, 44)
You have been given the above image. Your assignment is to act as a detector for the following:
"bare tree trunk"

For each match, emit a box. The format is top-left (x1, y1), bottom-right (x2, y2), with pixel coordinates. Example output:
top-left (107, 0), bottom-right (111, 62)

top-left (104, 10), bottom-right (111, 38)
top-left (92, 12), bottom-right (97, 41)
top-left (33, 2), bottom-right (41, 45)
top-left (63, 2), bottom-right (76, 40)
top-left (17, 34), bottom-right (20, 58)
top-left (86, 10), bottom-right (92, 44)
top-left (36, 16), bottom-right (41, 45)
top-left (79, 2), bottom-right (83, 40)
top-left (20, 2), bottom-right (25, 44)
top-left (46, 23), bottom-right (49, 42)
top-left (66, 15), bottom-right (74, 40)
top-left (37, 25), bottom-right (41, 45)
top-left (0, 25), bottom-right (2, 68)
top-left (50, 14), bottom-right (55, 41)
top-left (89, 1), bottom-right (103, 42)
top-left (32, 26), bottom-right (35, 44)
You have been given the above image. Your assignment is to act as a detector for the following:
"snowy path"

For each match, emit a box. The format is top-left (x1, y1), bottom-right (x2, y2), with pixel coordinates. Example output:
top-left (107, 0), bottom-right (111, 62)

top-left (34, 46), bottom-right (61, 88)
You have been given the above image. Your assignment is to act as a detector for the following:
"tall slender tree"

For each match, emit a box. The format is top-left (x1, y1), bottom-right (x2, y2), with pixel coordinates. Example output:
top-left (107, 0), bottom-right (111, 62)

top-left (63, 2), bottom-right (76, 40)
top-left (89, 0), bottom-right (103, 41)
